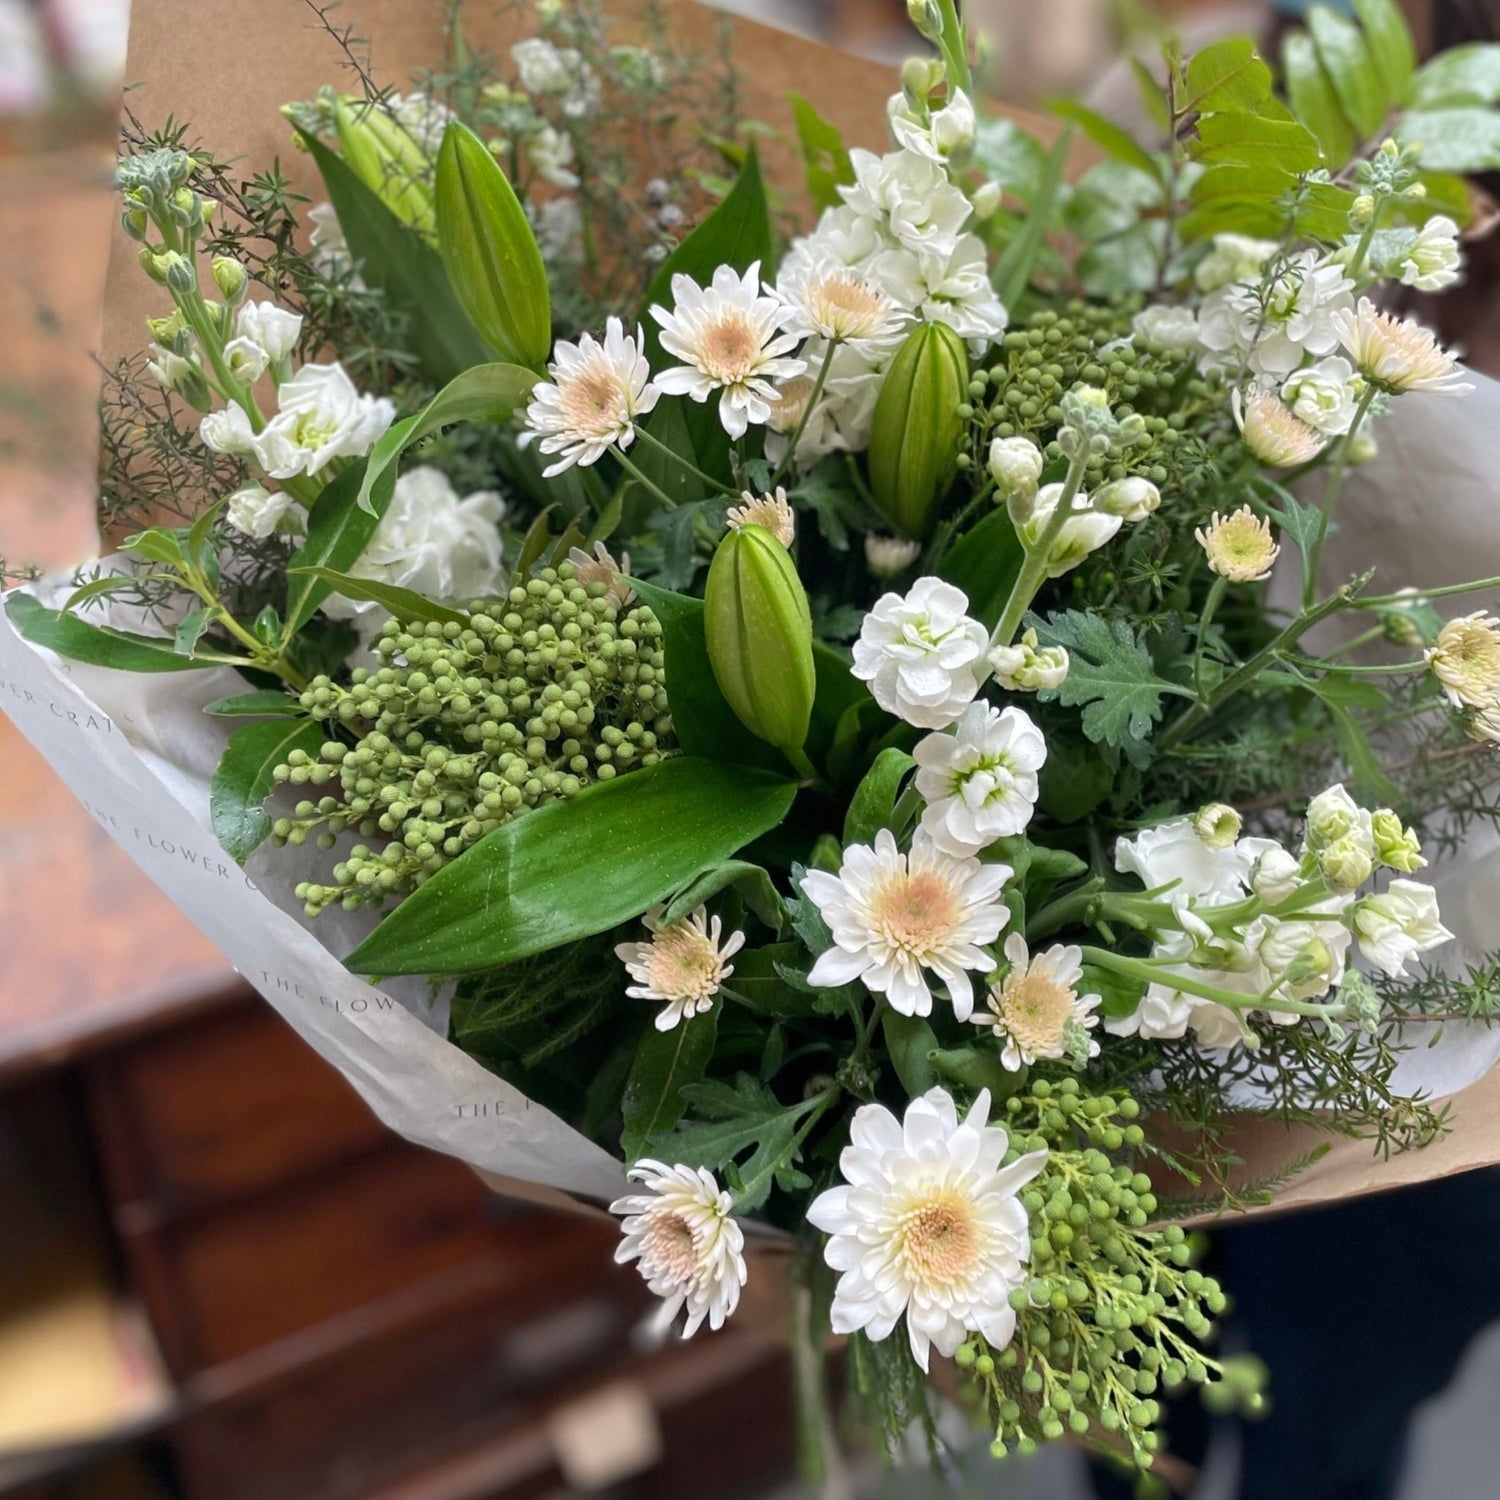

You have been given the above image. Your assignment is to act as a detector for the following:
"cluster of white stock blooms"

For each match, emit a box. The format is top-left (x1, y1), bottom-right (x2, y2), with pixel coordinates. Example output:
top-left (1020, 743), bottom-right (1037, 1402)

top-left (1105, 785), bottom-right (1452, 1049)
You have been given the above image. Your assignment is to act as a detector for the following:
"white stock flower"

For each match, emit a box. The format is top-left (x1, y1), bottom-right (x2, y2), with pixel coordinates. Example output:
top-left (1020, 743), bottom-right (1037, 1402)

top-left (1115, 817), bottom-right (1259, 940)
top-left (1195, 504), bottom-right (1281, 582)
top-left (1331, 298), bottom-right (1473, 396)
top-left (1352, 880), bottom-right (1454, 978)
top-left (913, 702), bottom-right (1047, 855)
top-left (807, 1087), bottom-right (1045, 1371)
top-left (776, 254), bottom-right (903, 347)
top-left (989, 627), bottom-right (1069, 693)
top-left (801, 829), bottom-right (1011, 1020)
top-left (1280, 356), bottom-right (1360, 436)
top-left (1197, 251), bottom-right (1353, 380)
top-left (524, 318), bottom-right (658, 476)
top-left (1194, 233), bottom-right (1279, 293)
top-left (307, 202), bottom-right (357, 283)
top-left (1132, 304), bottom-right (1199, 350)
top-left (864, 533), bottom-right (921, 578)
top-left (1232, 387), bottom-right (1327, 467)
top-left (841, 147), bottom-right (972, 261)
top-left (225, 482), bottom-right (293, 539)
top-left (513, 37), bottom-right (596, 109)
top-left (535, 196), bottom-right (584, 264)
top-left (1392, 215), bottom-right (1463, 292)
top-left (222, 337), bottom-right (268, 385)
top-left (972, 933), bottom-right (1101, 1070)
top-left (1241, 836), bottom-right (1303, 906)
top-left (388, 91), bottom-right (455, 155)
top-left (911, 234), bottom-right (1009, 348)
top-left (1021, 484), bottom-right (1122, 578)
top-left (322, 466), bottom-right (503, 619)
top-left (251, 363), bottom-right (395, 479)
top-left (235, 300), bottom-right (303, 364)
top-left (1427, 611), bottom-right (1500, 709)
top-left (615, 904), bottom-right (745, 1031)
top-left (528, 123), bottom-right (579, 188)
top-left (887, 86), bottom-right (976, 164)
top-left (724, 488), bottom-right (795, 547)
top-left (198, 404), bottom-right (256, 457)
top-left (652, 262), bottom-right (805, 439)
top-left (851, 577), bottom-right (989, 729)
top-left (1255, 912), bottom-right (1351, 1002)
top-left (986, 434), bottom-right (1044, 504)
top-left (146, 342), bottom-right (194, 392)
top-left (1103, 931), bottom-right (1264, 1050)
top-left (611, 1161), bottom-right (747, 1338)
top-left (1304, 783), bottom-right (1374, 854)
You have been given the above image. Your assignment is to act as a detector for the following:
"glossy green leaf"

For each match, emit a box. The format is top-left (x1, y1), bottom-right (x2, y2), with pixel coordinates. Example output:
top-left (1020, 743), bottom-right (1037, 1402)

top-left (1352, 0), bottom-right (1416, 102)
top-left (1308, 5), bottom-right (1387, 138)
top-left (843, 747), bottom-right (915, 848)
top-left (357, 362), bottom-right (537, 513)
top-left (1050, 100), bottom-right (1162, 182)
top-left (993, 128), bottom-right (1072, 311)
top-left (620, 1008), bottom-right (719, 1161)
top-left (1397, 107), bottom-right (1500, 172)
top-left (632, 400), bottom-right (707, 508)
top-left (936, 506), bottom-right (1026, 629)
top-left (1408, 43), bottom-right (1500, 108)
top-left (5, 593), bottom-right (240, 673)
top-left (1284, 32), bottom-right (1356, 167)
top-left (662, 859), bottom-right (786, 931)
top-left (1193, 111), bottom-right (1323, 171)
top-left (1129, 57), bottom-right (1173, 134)
top-left (791, 93), bottom-right (854, 212)
top-left (435, 121), bottom-right (551, 370)
top-left (173, 606), bottom-right (214, 657)
top-left (210, 716), bottom-right (323, 864)
top-left (286, 567), bottom-right (470, 625)
top-left (1182, 38), bottom-right (1273, 114)
top-left (346, 757), bottom-right (798, 976)
top-left (883, 1010), bottom-right (939, 1097)
top-left (719, 944), bottom-right (816, 1020)
top-left (298, 128), bottom-right (487, 383)
top-left (203, 689), bottom-right (304, 718)
top-left (808, 640), bottom-right (869, 767)
top-left (283, 461), bottom-right (397, 639)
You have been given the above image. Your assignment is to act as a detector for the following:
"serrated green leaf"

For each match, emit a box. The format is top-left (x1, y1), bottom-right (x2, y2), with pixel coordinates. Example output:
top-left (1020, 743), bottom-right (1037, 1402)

top-left (283, 460), bottom-right (397, 638)
top-left (791, 93), bottom-right (853, 212)
top-left (347, 757), bottom-right (797, 976)
top-left (210, 716), bottom-right (323, 864)
top-left (203, 689), bottom-right (303, 718)
top-left (1032, 610), bottom-right (1187, 767)
top-left (1308, 5), bottom-right (1388, 137)
top-left (1193, 111), bottom-right (1324, 171)
top-left (1353, 0), bottom-right (1415, 102)
top-left (1182, 38), bottom-right (1273, 114)
top-left (1408, 43), bottom-right (1500, 109)
top-left (434, 121), bottom-right (550, 369)
top-left (285, 567), bottom-right (471, 625)
top-left (1397, 107), bottom-right (1500, 172)
top-left (620, 1007), bottom-right (719, 1162)
top-left (5, 593), bottom-right (241, 674)
top-left (1284, 32), bottom-right (1357, 166)
top-left (1263, 489), bottom-right (1325, 598)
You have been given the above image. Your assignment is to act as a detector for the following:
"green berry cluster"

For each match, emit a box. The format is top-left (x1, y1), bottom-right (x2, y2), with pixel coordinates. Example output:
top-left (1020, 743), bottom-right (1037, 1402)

top-left (955, 1077), bottom-right (1266, 1469)
top-left (269, 563), bottom-right (673, 915)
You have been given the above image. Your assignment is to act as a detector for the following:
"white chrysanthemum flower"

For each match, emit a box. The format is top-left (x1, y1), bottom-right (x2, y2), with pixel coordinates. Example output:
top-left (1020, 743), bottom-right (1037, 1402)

top-left (614, 904), bottom-right (745, 1031)
top-left (1280, 356), bottom-right (1360, 437)
top-left (1132, 304), bottom-right (1199, 350)
top-left (988, 627), bottom-right (1069, 693)
top-left (851, 577), bottom-right (989, 729)
top-left (809, 1087), bottom-right (1045, 1371)
top-left (524, 318), bottom-right (658, 477)
top-left (1232, 387), bottom-right (1327, 467)
top-left (610, 1160), bottom-right (747, 1338)
top-left (1426, 612), bottom-right (1500, 709)
top-left (1194, 233), bottom-right (1279, 293)
top-left (864, 534), bottom-right (921, 578)
top-left (1391, 215), bottom-right (1463, 292)
top-left (1331, 298), bottom-right (1473, 396)
top-left (651, 262), bottom-right (805, 439)
top-left (913, 702), bottom-right (1047, 856)
top-left (1197, 250), bottom-right (1352, 380)
top-left (1471, 704), bottom-right (1500, 745)
top-left (249, 363), bottom-right (395, 479)
top-left (235, 300), bottom-right (303, 364)
top-left (199, 403), bottom-right (257, 457)
top-left (801, 828), bottom-right (1011, 1020)
top-left (972, 933), bottom-right (1101, 1070)
top-left (887, 86), bottom-right (976, 163)
top-left (776, 255), bottom-right (903, 347)
top-left (986, 434), bottom-right (1044, 505)
top-left (725, 488), bottom-right (795, 548)
top-left (1195, 505), bottom-right (1281, 583)
top-left (226, 482), bottom-right (294, 540)
top-left (1020, 484), bottom-right (1122, 578)
top-left (567, 540), bottom-right (635, 610)
top-left (841, 147), bottom-right (973, 260)
top-left (1351, 880), bottom-right (1454, 978)
top-left (321, 466), bottom-right (503, 620)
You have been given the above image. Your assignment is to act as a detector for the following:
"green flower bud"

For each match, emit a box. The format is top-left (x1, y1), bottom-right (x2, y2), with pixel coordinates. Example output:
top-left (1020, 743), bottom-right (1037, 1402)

top-left (1372, 808), bottom-right (1425, 872)
top-left (704, 524), bottom-right (816, 752)
top-left (1319, 835), bottom-right (1374, 893)
top-left (212, 255), bottom-right (248, 303)
top-left (162, 252), bottom-right (197, 295)
top-left (868, 321), bottom-right (968, 537)
top-left (138, 246), bottom-right (174, 284)
top-left (1193, 802), bottom-right (1241, 850)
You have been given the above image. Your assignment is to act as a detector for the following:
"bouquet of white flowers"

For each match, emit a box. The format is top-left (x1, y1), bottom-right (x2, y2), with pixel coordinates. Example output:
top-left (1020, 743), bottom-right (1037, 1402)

top-left (8, 0), bottom-right (1500, 1478)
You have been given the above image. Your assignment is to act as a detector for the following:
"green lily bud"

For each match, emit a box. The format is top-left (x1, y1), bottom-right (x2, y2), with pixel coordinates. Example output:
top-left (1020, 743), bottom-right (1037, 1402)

top-left (703, 524), bottom-right (815, 753)
top-left (867, 321), bottom-right (968, 538)
top-left (334, 95), bottom-right (436, 235)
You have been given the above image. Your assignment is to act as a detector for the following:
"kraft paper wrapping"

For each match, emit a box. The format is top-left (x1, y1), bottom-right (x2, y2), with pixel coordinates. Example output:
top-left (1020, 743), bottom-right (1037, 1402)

top-left (2, 0), bottom-right (1497, 1223)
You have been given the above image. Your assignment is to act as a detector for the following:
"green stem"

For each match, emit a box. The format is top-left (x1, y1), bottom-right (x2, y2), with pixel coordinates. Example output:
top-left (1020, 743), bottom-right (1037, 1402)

top-left (1354, 575), bottom-right (1500, 609)
top-left (1280, 653), bottom-right (1427, 678)
top-left (783, 743), bottom-right (832, 797)
top-left (1342, 196), bottom-right (1386, 284)
top-left (1080, 946), bottom-right (1344, 1021)
top-left (788, 1250), bottom-right (847, 1498)
top-left (1303, 383), bottom-right (1379, 609)
top-left (1026, 886), bottom-right (1177, 943)
top-left (630, 424), bottom-right (738, 497)
top-left (1193, 575), bottom-right (1228, 701)
top-left (768, 340), bottom-right (838, 491)
top-left (612, 446), bottom-right (680, 510)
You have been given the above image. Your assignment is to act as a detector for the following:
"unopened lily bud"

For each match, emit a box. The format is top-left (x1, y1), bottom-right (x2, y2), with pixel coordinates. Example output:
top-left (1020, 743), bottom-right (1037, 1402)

top-left (704, 523), bottom-right (816, 752)
top-left (864, 534), bottom-right (921, 579)
top-left (987, 434), bottom-right (1044, 507)
top-left (1095, 475), bottom-right (1161, 523)
top-left (868, 321), bottom-right (968, 538)
top-left (212, 255), bottom-right (248, 304)
top-left (989, 627), bottom-right (1069, 692)
top-left (1318, 836), bottom-right (1374, 893)
top-left (971, 180), bottom-right (1002, 220)
top-left (335, 94), bottom-right (435, 234)
top-left (1372, 809), bottom-right (1425, 872)
top-left (1193, 803), bottom-right (1242, 850)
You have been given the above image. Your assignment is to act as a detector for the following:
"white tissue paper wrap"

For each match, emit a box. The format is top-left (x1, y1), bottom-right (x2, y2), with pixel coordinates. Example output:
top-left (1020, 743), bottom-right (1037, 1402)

top-left (3, 373), bottom-right (1500, 1208)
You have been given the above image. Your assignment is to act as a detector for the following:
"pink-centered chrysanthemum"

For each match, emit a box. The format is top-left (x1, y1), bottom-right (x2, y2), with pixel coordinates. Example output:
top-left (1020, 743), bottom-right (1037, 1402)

top-left (807, 1086), bottom-right (1046, 1371)
top-left (971, 932), bottom-right (1101, 1071)
top-left (1232, 387), bottom-right (1326, 467)
top-left (1331, 298), bottom-right (1473, 396)
top-left (611, 1160), bottom-right (747, 1338)
top-left (801, 828), bottom-right (1011, 1020)
top-left (523, 318), bottom-right (658, 475)
top-left (776, 254), bottom-right (903, 346)
top-left (615, 904), bottom-right (745, 1031)
top-left (651, 261), bottom-right (806, 438)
